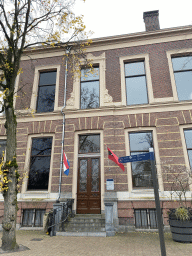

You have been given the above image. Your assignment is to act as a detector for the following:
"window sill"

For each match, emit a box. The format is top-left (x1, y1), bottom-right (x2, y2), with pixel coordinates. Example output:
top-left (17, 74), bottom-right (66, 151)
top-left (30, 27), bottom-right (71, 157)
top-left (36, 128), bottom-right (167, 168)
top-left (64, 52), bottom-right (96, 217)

top-left (19, 227), bottom-right (43, 231)
top-left (131, 189), bottom-right (154, 194)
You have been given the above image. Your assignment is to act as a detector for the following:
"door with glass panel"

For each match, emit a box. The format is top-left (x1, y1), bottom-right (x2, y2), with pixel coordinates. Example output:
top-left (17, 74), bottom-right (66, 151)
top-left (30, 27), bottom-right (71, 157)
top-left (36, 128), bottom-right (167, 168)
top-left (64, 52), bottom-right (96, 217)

top-left (77, 135), bottom-right (101, 214)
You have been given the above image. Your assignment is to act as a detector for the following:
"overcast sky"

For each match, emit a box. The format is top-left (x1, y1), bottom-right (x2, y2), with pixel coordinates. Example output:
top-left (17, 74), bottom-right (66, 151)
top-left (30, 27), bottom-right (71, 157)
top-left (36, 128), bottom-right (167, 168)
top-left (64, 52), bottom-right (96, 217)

top-left (73, 0), bottom-right (192, 39)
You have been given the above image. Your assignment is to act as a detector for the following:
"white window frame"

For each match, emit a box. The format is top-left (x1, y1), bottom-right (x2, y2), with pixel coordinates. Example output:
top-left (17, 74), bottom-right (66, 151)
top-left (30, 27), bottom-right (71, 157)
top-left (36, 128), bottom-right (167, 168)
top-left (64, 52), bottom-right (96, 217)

top-left (0, 136), bottom-right (6, 160)
top-left (120, 54), bottom-right (154, 106)
top-left (125, 127), bottom-right (163, 193)
top-left (67, 53), bottom-right (108, 109)
top-left (22, 133), bottom-right (55, 194)
top-left (80, 66), bottom-right (100, 110)
top-left (167, 48), bottom-right (192, 102)
top-left (179, 125), bottom-right (192, 191)
top-left (0, 71), bottom-right (24, 114)
top-left (30, 65), bottom-right (61, 113)
top-left (0, 72), bottom-right (5, 117)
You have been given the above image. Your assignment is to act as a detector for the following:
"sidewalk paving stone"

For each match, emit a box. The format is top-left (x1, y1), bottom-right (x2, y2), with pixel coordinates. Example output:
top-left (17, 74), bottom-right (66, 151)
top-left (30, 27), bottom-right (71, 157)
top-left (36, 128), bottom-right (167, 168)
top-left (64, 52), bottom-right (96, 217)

top-left (0, 230), bottom-right (191, 256)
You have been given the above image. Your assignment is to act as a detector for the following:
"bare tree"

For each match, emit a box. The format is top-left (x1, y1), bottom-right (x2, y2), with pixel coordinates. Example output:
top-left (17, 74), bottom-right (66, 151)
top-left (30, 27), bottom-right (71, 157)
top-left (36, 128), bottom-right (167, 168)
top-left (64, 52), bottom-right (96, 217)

top-left (163, 165), bottom-right (192, 207)
top-left (0, 0), bottom-right (89, 251)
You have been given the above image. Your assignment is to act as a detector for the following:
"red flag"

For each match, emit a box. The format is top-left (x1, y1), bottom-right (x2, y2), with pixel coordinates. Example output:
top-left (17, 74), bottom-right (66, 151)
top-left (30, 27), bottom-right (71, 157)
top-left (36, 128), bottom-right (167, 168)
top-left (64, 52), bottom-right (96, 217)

top-left (107, 147), bottom-right (124, 171)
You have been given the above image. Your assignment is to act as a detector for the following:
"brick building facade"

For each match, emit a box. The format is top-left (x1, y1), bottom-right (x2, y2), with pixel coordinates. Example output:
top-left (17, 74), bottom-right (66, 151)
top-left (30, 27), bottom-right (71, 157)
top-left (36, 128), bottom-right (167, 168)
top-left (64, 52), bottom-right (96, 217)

top-left (0, 10), bottom-right (192, 230)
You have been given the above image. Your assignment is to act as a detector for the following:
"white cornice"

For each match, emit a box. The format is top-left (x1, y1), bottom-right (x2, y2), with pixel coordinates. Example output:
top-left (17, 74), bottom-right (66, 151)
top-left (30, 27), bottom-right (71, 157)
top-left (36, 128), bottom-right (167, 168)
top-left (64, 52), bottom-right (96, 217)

top-left (3, 100), bottom-right (192, 122)
top-left (90, 25), bottom-right (192, 44)
top-left (21, 25), bottom-right (192, 60)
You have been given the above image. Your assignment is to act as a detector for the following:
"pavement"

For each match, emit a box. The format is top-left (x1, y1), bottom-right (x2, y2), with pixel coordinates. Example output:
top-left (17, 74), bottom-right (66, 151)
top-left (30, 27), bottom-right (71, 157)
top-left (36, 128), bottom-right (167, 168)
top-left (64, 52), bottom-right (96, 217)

top-left (0, 230), bottom-right (192, 256)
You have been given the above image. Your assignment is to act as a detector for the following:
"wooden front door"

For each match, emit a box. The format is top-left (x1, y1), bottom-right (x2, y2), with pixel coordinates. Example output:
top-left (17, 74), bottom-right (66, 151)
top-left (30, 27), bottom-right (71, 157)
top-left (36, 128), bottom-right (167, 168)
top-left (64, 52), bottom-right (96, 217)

top-left (77, 157), bottom-right (101, 214)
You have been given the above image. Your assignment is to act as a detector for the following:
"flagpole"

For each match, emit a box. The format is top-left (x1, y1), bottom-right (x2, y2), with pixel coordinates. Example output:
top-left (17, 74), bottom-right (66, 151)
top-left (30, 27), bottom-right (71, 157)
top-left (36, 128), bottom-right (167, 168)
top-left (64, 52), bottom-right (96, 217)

top-left (57, 47), bottom-right (70, 202)
top-left (106, 145), bottom-right (111, 172)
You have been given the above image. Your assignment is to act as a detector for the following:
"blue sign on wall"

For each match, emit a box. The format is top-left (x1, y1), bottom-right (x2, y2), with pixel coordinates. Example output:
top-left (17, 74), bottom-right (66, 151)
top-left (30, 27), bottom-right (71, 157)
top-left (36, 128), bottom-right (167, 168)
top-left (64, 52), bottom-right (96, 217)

top-left (119, 152), bottom-right (154, 163)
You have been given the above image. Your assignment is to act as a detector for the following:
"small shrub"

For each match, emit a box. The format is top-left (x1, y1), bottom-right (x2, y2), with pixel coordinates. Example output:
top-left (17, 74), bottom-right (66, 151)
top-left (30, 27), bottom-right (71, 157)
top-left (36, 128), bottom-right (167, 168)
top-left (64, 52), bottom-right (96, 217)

top-left (168, 207), bottom-right (192, 221)
top-left (175, 207), bottom-right (190, 221)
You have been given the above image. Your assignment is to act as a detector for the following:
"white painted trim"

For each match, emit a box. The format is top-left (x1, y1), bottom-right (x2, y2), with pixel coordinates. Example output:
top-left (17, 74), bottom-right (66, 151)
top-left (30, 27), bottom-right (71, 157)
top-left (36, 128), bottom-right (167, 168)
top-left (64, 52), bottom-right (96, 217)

top-left (13, 73), bottom-right (21, 109)
top-left (21, 133), bottom-right (55, 194)
top-left (21, 27), bottom-right (192, 60)
top-left (124, 127), bottom-right (163, 193)
top-left (166, 48), bottom-right (192, 102)
top-left (116, 190), bottom-right (192, 201)
top-left (179, 124), bottom-right (192, 191)
top-left (64, 100), bottom-right (192, 119)
top-left (0, 192), bottom-right (59, 201)
top-left (30, 65), bottom-right (61, 112)
top-left (72, 130), bottom-right (104, 212)
top-left (119, 53), bottom-right (154, 106)
top-left (67, 53), bottom-right (108, 110)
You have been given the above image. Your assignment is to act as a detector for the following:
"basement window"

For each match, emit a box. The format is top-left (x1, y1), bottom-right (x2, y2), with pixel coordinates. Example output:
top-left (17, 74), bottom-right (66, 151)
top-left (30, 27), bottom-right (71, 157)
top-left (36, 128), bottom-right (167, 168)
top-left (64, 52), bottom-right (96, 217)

top-left (22, 209), bottom-right (45, 227)
top-left (134, 209), bottom-right (158, 229)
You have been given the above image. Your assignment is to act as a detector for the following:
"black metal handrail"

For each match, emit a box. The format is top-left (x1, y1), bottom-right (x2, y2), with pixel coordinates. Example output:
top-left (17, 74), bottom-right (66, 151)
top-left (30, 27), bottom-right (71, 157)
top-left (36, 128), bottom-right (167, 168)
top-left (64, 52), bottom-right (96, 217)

top-left (46, 199), bottom-right (74, 236)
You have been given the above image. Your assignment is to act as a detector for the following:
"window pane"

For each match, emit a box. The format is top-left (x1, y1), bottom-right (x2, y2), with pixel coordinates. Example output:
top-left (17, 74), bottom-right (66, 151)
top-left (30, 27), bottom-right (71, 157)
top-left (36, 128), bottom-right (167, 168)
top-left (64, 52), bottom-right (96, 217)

top-left (129, 132), bottom-right (153, 188)
top-left (80, 67), bottom-right (99, 109)
top-left (91, 159), bottom-right (99, 192)
top-left (129, 132), bottom-right (153, 151)
top-left (35, 210), bottom-right (45, 227)
top-left (0, 91), bottom-right (3, 116)
top-left (36, 85), bottom-right (55, 112)
top-left (184, 130), bottom-right (192, 169)
top-left (131, 152), bottom-right (153, 188)
top-left (39, 71), bottom-right (57, 85)
top-left (31, 138), bottom-right (52, 156)
top-left (184, 130), bottom-right (192, 148)
top-left (125, 62), bottom-right (145, 76)
top-left (187, 150), bottom-right (192, 169)
top-left (135, 210), bottom-right (142, 228)
top-left (81, 81), bottom-right (99, 109)
top-left (172, 56), bottom-right (192, 71)
top-left (28, 156), bottom-right (51, 190)
top-left (141, 210), bottom-right (148, 228)
top-left (28, 137), bottom-right (52, 190)
top-left (126, 76), bottom-right (148, 105)
top-left (0, 140), bottom-right (6, 159)
top-left (79, 135), bottom-right (100, 154)
top-left (81, 68), bottom-right (99, 81)
top-left (22, 210), bottom-right (33, 226)
top-left (79, 159), bottom-right (87, 192)
top-left (174, 72), bottom-right (192, 101)
top-left (149, 209), bottom-right (158, 228)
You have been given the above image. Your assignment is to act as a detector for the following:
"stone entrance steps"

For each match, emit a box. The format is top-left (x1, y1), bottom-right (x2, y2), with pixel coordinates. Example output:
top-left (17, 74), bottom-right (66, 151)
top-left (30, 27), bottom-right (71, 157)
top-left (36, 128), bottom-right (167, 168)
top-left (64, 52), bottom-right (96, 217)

top-left (56, 214), bottom-right (106, 237)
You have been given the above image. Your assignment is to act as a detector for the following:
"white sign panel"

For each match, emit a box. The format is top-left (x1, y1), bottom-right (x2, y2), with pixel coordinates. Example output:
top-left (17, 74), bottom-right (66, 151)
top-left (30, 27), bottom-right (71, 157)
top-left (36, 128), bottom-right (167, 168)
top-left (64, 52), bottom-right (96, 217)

top-left (106, 179), bottom-right (114, 190)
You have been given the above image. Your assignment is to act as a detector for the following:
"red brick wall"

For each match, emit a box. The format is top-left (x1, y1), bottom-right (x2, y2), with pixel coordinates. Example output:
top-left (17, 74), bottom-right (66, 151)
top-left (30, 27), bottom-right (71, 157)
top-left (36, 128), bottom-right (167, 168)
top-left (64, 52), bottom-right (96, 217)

top-left (64, 109), bottom-right (192, 192)
top-left (14, 38), bottom-right (192, 108)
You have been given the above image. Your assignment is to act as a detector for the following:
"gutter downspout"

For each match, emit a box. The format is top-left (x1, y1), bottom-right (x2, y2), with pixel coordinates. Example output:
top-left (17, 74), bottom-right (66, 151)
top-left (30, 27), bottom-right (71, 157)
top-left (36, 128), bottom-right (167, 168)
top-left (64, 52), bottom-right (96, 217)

top-left (57, 48), bottom-right (70, 202)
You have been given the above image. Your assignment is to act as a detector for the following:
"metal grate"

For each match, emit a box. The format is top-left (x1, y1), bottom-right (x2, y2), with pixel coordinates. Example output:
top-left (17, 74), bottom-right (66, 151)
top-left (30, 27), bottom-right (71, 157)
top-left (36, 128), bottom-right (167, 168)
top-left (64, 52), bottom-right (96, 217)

top-left (134, 209), bottom-right (158, 229)
top-left (22, 209), bottom-right (45, 227)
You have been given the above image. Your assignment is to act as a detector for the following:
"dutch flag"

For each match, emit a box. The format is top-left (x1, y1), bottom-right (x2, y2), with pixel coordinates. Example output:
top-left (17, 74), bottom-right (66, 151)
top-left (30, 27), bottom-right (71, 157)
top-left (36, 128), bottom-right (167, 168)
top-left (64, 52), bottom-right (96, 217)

top-left (63, 152), bottom-right (70, 176)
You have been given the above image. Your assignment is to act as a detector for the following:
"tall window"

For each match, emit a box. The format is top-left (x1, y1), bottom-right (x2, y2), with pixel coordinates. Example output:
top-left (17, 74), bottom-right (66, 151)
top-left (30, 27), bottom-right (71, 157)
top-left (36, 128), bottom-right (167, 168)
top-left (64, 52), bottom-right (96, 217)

top-left (184, 129), bottom-right (192, 168)
top-left (0, 90), bottom-right (4, 116)
top-left (28, 137), bottom-right (52, 190)
top-left (172, 56), bottom-right (192, 101)
top-left (0, 140), bottom-right (6, 162)
top-left (0, 77), bottom-right (6, 116)
top-left (80, 67), bottom-right (99, 109)
top-left (129, 132), bottom-right (153, 188)
top-left (36, 71), bottom-right (57, 113)
top-left (125, 61), bottom-right (148, 105)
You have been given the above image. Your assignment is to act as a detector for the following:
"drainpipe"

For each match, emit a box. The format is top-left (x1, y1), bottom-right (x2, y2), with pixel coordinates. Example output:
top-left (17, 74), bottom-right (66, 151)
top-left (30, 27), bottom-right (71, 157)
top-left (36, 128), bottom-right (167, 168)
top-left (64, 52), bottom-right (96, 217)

top-left (57, 48), bottom-right (70, 202)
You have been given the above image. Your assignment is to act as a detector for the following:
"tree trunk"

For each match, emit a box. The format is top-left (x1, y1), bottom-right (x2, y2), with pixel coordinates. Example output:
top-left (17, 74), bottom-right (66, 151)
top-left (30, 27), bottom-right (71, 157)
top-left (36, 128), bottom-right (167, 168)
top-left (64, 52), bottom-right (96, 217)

top-left (1, 106), bottom-right (18, 251)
